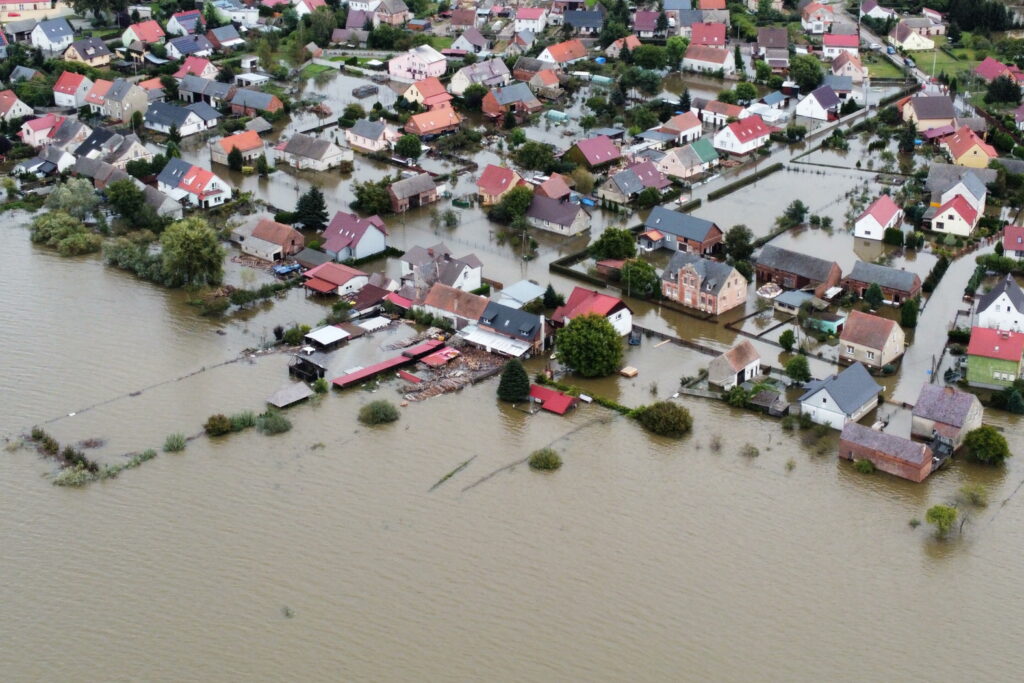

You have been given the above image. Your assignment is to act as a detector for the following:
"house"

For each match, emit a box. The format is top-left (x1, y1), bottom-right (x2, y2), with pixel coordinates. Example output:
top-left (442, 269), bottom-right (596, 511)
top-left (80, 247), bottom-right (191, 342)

top-left (167, 35), bottom-right (214, 60)
top-left (756, 245), bottom-right (841, 297)
top-left (713, 115), bottom-right (776, 155)
top-left (207, 25), bottom-right (245, 51)
top-left (302, 262), bottom-right (369, 296)
top-left (526, 195), bottom-right (590, 236)
top-left (469, 301), bottom-right (545, 357)
top-left (210, 0), bottom-right (260, 27)
top-left (167, 10), bottom-right (203, 36)
top-left (661, 250), bottom-right (747, 314)
top-left (661, 111), bottom-right (703, 144)
top-left (388, 44), bottom-right (446, 80)
top-left (855, 195), bottom-right (903, 241)
top-left (822, 33), bottom-right (859, 60)
top-left (30, 18), bottom-right (73, 54)
top-left (231, 217), bottom-right (304, 261)
top-left (939, 126), bottom-right (998, 168)
top-left (0, 89), bottom-right (33, 122)
top-left (403, 77), bottom-right (452, 109)
top-left (801, 2), bottom-right (835, 33)
top-left (323, 211), bottom-right (388, 262)
top-left (708, 341), bottom-right (761, 389)
top-left (641, 206), bottom-right (723, 254)
top-left (799, 363), bottom-right (883, 429)
top-left (843, 262), bottom-right (922, 304)
top-left (838, 423), bottom-right (935, 482)
top-left (230, 89), bottom-right (284, 116)
top-left (275, 134), bottom-right (350, 171)
top-left (449, 8), bottom-right (477, 33)
top-left (0, 0), bottom-right (54, 22)
top-left (122, 20), bottom-right (165, 48)
top-left (889, 21), bottom-right (935, 51)
top-left (756, 26), bottom-right (788, 57)
top-left (294, 0), bottom-right (326, 17)
top-left (100, 79), bottom-right (149, 122)
top-left (416, 283), bottom-right (489, 330)
top-left (1003, 225), bottom-right (1024, 260)
top-left (930, 194), bottom-right (978, 237)
top-left (902, 15), bottom-right (946, 37)
top-left (606, 34), bottom-right (642, 59)
top-left (346, 118), bottom-right (399, 153)
top-left (901, 94), bottom-right (955, 132)
top-left (537, 39), bottom-right (587, 66)
top-left (404, 104), bottom-right (462, 138)
top-left (178, 75), bottom-right (233, 106)
top-left (400, 243), bottom-right (482, 292)
top-left (64, 37), bottom-right (112, 67)
top-left (174, 56), bottom-right (220, 81)
top-left (211, 130), bottom-right (265, 166)
top-left (976, 274), bottom-right (1024, 332)
top-left (481, 82), bottom-right (543, 121)
top-left (449, 58), bottom-right (511, 96)
top-left (912, 384), bottom-right (983, 450)
top-left (683, 45), bottom-right (735, 75)
top-left (156, 158), bottom-right (232, 209)
top-left (144, 101), bottom-right (209, 137)
top-left (74, 128), bottom-right (149, 167)
top-left (795, 85), bottom-right (841, 121)
top-left (564, 134), bottom-right (621, 170)
top-left (657, 138), bottom-right (719, 180)
top-left (52, 71), bottom-right (92, 109)
top-left (504, 30), bottom-right (537, 58)
top-left (19, 114), bottom-right (66, 148)
top-left (861, 0), bottom-right (898, 21)
top-left (374, 0), bottom-right (412, 27)
top-left (529, 69), bottom-right (562, 99)
top-left (563, 9), bottom-right (604, 35)
top-left (476, 164), bottom-right (522, 205)
top-left (693, 98), bottom-right (747, 126)
top-left (451, 27), bottom-right (491, 55)
top-left (389, 173), bottom-right (437, 212)
top-left (966, 327), bottom-right (1024, 388)
top-left (839, 310), bottom-right (906, 369)
top-left (974, 56), bottom-right (1017, 83)
top-left (12, 145), bottom-right (76, 178)
top-left (514, 7), bottom-right (547, 33)
top-left (552, 287), bottom-right (633, 336)
top-left (691, 22), bottom-right (726, 47)
top-left (831, 52), bottom-right (867, 83)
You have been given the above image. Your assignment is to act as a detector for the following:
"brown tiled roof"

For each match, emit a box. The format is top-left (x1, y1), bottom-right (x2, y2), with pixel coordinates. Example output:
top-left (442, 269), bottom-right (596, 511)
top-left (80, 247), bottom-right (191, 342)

top-left (840, 310), bottom-right (898, 350)
top-left (721, 340), bottom-right (760, 372)
top-left (252, 218), bottom-right (302, 248)
top-left (421, 283), bottom-right (489, 319)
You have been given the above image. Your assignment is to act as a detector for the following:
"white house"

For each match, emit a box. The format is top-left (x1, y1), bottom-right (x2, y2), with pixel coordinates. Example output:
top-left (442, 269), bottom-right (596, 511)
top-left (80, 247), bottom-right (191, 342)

top-left (854, 195), bottom-right (903, 241)
top-left (683, 45), bottom-right (735, 75)
top-left (30, 18), bottom-right (74, 54)
top-left (798, 363), bottom-right (882, 430)
top-left (514, 7), bottom-right (547, 33)
top-left (551, 287), bottom-right (633, 337)
top-left (713, 115), bottom-right (775, 155)
top-left (345, 118), bottom-right (399, 153)
top-left (388, 44), bottom-right (447, 80)
top-left (274, 133), bottom-right (351, 171)
top-left (801, 2), bottom-right (835, 34)
top-left (708, 341), bottom-right (761, 389)
top-left (861, 0), bottom-right (898, 21)
top-left (156, 157), bottom-right (233, 208)
top-left (448, 58), bottom-right (511, 96)
top-left (0, 89), bottom-right (35, 122)
top-left (976, 275), bottom-right (1024, 332)
top-left (822, 33), bottom-right (859, 60)
top-left (795, 85), bottom-right (841, 121)
top-left (52, 71), bottom-right (93, 108)
top-left (323, 211), bottom-right (389, 262)
top-left (143, 101), bottom-right (207, 137)
top-left (930, 195), bottom-right (978, 237)
top-left (939, 171), bottom-right (987, 213)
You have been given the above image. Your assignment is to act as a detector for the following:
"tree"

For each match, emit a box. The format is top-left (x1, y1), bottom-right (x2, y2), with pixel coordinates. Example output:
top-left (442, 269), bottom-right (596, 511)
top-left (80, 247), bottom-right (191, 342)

top-left (497, 359), bottom-right (530, 402)
top-left (635, 401), bottom-right (693, 437)
top-left (353, 178), bottom-right (392, 215)
top-left (926, 504), bottom-right (957, 538)
top-left (785, 355), bottom-right (811, 382)
top-left (131, 110), bottom-right (143, 134)
top-left (620, 259), bottom-right (660, 298)
top-left (295, 187), bottom-right (328, 230)
top-left (513, 141), bottom-right (556, 172)
top-left (395, 134), bottom-right (422, 159)
top-left (755, 60), bottom-right (771, 82)
top-left (30, 211), bottom-right (102, 256)
top-left (488, 185), bottom-right (533, 224)
top-left (160, 217), bottom-right (225, 288)
top-left (106, 178), bottom-right (165, 233)
top-left (679, 86), bottom-right (691, 111)
top-left (779, 329), bottom-right (795, 352)
top-left (543, 284), bottom-right (565, 309)
top-left (69, 0), bottom-right (118, 20)
top-left (556, 314), bottom-right (623, 377)
top-left (789, 54), bottom-right (823, 92)
top-left (964, 426), bottom-right (1011, 465)
top-left (781, 199), bottom-right (809, 227)
top-left (204, 2), bottom-right (222, 29)
top-left (256, 154), bottom-right (271, 176)
top-left (598, 20), bottom-right (630, 48)
top-left (508, 128), bottom-right (526, 147)
top-left (985, 75), bottom-right (1021, 104)
top-left (570, 167), bottom-right (595, 194)
top-left (666, 36), bottom-right (687, 66)
top-left (44, 177), bottom-right (98, 220)
top-left (656, 11), bottom-right (669, 35)
top-left (227, 146), bottom-right (244, 171)
top-left (734, 44), bottom-right (745, 78)
top-left (167, 124), bottom-right (181, 144)
top-left (632, 44), bottom-right (666, 70)
top-left (901, 298), bottom-right (919, 328)
top-left (461, 83), bottom-right (488, 111)
top-left (734, 81), bottom-right (757, 103)
top-left (724, 224), bottom-right (754, 261)
top-left (864, 283), bottom-right (884, 309)
top-left (590, 226), bottom-right (637, 260)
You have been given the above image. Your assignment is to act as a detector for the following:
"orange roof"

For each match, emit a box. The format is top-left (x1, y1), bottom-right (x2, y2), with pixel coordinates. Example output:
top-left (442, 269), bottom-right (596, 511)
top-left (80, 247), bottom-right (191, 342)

top-left (409, 76), bottom-right (446, 99)
top-left (641, 229), bottom-right (664, 241)
top-left (180, 165), bottom-right (214, 196)
top-left (941, 125), bottom-right (997, 161)
top-left (405, 104), bottom-right (462, 135)
top-left (128, 20), bottom-right (165, 44)
top-left (219, 130), bottom-right (263, 154)
top-left (685, 44), bottom-right (730, 65)
top-left (610, 35), bottom-right (642, 52)
top-left (664, 111), bottom-right (701, 132)
top-left (552, 287), bottom-right (628, 325)
top-left (536, 173), bottom-right (571, 199)
top-left (544, 39), bottom-right (587, 63)
top-left (0, 89), bottom-right (23, 115)
top-left (304, 262), bottom-right (367, 287)
top-left (137, 77), bottom-right (164, 90)
top-left (85, 79), bottom-right (113, 105)
top-left (534, 69), bottom-right (559, 86)
top-left (840, 310), bottom-right (898, 350)
top-left (252, 218), bottom-right (302, 248)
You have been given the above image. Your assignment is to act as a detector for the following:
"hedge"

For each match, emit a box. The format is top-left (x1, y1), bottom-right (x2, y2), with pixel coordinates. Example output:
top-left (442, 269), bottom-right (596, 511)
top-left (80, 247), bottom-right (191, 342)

top-left (706, 163), bottom-right (784, 201)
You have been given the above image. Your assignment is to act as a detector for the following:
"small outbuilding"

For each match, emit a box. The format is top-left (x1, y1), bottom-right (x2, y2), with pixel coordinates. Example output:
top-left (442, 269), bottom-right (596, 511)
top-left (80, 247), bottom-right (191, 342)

top-left (838, 422), bottom-right (935, 482)
top-left (708, 341), bottom-right (761, 389)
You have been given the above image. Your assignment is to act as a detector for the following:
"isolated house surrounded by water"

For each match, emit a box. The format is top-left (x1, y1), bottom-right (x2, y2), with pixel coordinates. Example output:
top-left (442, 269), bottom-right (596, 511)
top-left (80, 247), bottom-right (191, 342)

top-left (838, 423), bottom-right (935, 483)
top-left (276, 133), bottom-right (349, 171)
top-left (799, 362), bottom-right (882, 430)
top-left (231, 217), bottom-right (304, 261)
top-left (210, 130), bottom-right (264, 166)
top-left (911, 384), bottom-right (983, 450)
top-left (839, 310), bottom-right (906, 369)
top-left (976, 274), bottom-right (1024, 332)
top-left (966, 327), bottom-right (1024, 388)
top-left (525, 195), bottom-right (590, 236)
top-left (708, 340), bottom-right (761, 389)
top-left (551, 287), bottom-right (633, 336)
top-left (415, 283), bottom-right (489, 330)
top-left (755, 245), bottom-right (841, 297)
top-left (469, 301), bottom-right (545, 357)
top-left (476, 164), bottom-right (522, 205)
top-left (323, 211), bottom-right (388, 262)
top-left (564, 134), bottom-right (621, 170)
top-left (389, 173), bottom-right (438, 213)
top-left (303, 262), bottom-right (369, 296)
top-left (854, 194), bottom-right (903, 241)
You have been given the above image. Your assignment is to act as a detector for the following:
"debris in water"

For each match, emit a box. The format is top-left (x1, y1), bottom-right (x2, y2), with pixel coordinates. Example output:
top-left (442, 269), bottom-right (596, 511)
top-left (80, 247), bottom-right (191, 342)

top-left (429, 455), bottom-right (477, 492)
top-left (281, 606), bottom-right (294, 618)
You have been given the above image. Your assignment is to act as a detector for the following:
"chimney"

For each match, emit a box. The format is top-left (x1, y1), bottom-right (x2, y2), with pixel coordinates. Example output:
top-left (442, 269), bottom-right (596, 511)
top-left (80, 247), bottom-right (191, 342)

top-left (944, 386), bottom-right (955, 396)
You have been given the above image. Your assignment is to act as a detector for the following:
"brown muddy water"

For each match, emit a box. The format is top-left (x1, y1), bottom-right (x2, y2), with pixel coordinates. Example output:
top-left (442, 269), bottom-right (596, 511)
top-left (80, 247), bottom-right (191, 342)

top-left (4, 167), bottom-right (1024, 679)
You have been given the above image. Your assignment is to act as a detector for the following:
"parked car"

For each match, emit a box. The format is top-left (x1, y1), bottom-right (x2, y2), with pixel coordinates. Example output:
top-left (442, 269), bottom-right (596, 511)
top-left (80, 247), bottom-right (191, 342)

top-left (904, 57), bottom-right (916, 68)
top-left (887, 45), bottom-right (896, 55)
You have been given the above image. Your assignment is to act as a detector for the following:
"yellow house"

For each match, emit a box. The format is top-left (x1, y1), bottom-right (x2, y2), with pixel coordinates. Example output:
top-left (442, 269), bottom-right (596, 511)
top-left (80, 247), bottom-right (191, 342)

top-left (64, 38), bottom-right (113, 67)
top-left (902, 95), bottom-right (955, 132)
top-left (941, 126), bottom-right (998, 168)
top-left (889, 22), bottom-right (935, 51)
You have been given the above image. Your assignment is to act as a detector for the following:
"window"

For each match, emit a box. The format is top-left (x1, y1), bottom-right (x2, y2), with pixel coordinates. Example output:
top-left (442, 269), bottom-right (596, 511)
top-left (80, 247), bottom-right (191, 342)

top-left (867, 351), bottom-right (875, 360)
top-left (845, 345), bottom-right (854, 353)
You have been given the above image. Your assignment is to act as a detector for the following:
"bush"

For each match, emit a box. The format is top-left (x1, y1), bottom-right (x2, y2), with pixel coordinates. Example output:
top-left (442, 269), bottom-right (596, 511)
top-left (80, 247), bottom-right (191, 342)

top-left (528, 447), bottom-right (562, 471)
top-left (853, 459), bottom-right (876, 474)
top-left (229, 411), bottom-right (257, 431)
top-left (204, 414), bottom-right (233, 436)
top-left (926, 504), bottom-right (957, 538)
top-left (53, 465), bottom-right (95, 487)
top-left (358, 400), bottom-right (399, 425)
top-left (964, 425), bottom-right (1011, 465)
top-left (256, 410), bottom-right (293, 435)
top-left (163, 433), bottom-right (187, 452)
top-left (313, 378), bottom-right (329, 394)
top-left (282, 324), bottom-right (311, 345)
top-left (959, 483), bottom-right (989, 507)
top-left (740, 444), bottom-right (760, 458)
top-left (634, 401), bottom-right (693, 438)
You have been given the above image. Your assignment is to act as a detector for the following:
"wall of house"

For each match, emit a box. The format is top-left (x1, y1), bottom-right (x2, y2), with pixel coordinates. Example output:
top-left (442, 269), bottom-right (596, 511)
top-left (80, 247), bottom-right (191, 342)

top-left (978, 297), bottom-right (1024, 332)
top-left (967, 355), bottom-right (1020, 388)
top-left (838, 438), bottom-right (932, 482)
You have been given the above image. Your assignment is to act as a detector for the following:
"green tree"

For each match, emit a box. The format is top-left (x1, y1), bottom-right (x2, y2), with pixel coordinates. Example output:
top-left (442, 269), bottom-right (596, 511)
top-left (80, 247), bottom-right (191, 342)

top-left (513, 141), bottom-right (556, 172)
top-left (160, 217), bottom-right (225, 288)
top-left (590, 226), bottom-right (637, 260)
top-left (44, 177), bottom-right (98, 220)
top-left (679, 87), bottom-right (691, 111)
top-left (353, 178), bottom-right (392, 214)
top-left (167, 123), bottom-right (181, 144)
top-left (724, 224), bottom-right (754, 261)
top-left (735, 81), bottom-right (757, 103)
top-left (635, 401), bottom-right (693, 438)
top-left (1005, 389), bottom-right (1024, 414)
top-left (926, 504), bottom-right (957, 538)
top-left (734, 44), bottom-right (745, 78)
top-left (30, 211), bottom-right (102, 256)
top-left (358, 400), bottom-right (399, 425)
top-left (636, 187), bottom-right (661, 208)
top-left (488, 185), bottom-right (534, 224)
top-left (785, 355), bottom-right (811, 382)
top-left (632, 44), bottom-right (666, 70)
top-left (666, 36), bottom-right (687, 66)
top-left (755, 60), bottom-right (771, 82)
top-left (508, 128), bottom-right (527, 147)
top-left (789, 54), bottom-right (823, 92)
top-left (570, 167), bottom-right (595, 194)
top-left (461, 83), bottom-right (488, 110)
top-left (656, 11), bottom-right (669, 35)
top-left (599, 20), bottom-right (630, 48)
top-left (256, 154), bottom-right (271, 176)
top-left (985, 75), bottom-right (1021, 104)
top-left (964, 426), bottom-right (1011, 465)
top-left (295, 187), bottom-right (328, 230)
top-left (864, 283), bottom-right (884, 309)
top-left (497, 359), bottom-right (530, 402)
top-left (779, 329), bottom-right (796, 352)
top-left (543, 284), bottom-right (565, 308)
top-left (130, 110), bottom-right (143, 134)
top-left (901, 298), bottom-right (919, 328)
top-left (395, 134), bottom-right (423, 159)
top-left (620, 259), bottom-right (659, 298)
top-left (557, 313), bottom-right (623, 377)
top-left (227, 146), bottom-right (244, 171)
top-left (69, 0), bottom-right (118, 20)
top-left (106, 178), bottom-right (165, 232)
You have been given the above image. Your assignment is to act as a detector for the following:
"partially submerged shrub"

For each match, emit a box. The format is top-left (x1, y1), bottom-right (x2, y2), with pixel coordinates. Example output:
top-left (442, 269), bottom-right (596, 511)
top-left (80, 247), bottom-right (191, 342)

top-left (204, 413), bottom-right (232, 436)
top-left (529, 448), bottom-right (562, 471)
top-left (740, 444), bottom-right (760, 458)
top-left (53, 465), bottom-right (96, 487)
top-left (853, 459), bottom-right (876, 474)
top-left (358, 400), bottom-right (399, 426)
top-left (163, 433), bottom-right (187, 453)
top-left (229, 411), bottom-right (257, 431)
top-left (634, 401), bottom-right (693, 438)
top-left (257, 410), bottom-right (293, 435)
top-left (313, 378), bottom-right (329, 394)
top-left (958, 483), bottom-right (988, 507)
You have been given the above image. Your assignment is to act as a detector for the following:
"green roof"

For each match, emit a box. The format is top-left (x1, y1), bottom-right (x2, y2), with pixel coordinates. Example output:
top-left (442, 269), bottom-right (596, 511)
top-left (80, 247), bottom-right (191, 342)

top-left (691, 137), bottom-right (718, 164)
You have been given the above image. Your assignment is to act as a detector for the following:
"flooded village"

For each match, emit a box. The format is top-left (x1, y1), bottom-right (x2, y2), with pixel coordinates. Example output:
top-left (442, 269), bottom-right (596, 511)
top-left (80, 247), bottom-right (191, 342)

top-left (3, 0), bottom-right (1024, 680)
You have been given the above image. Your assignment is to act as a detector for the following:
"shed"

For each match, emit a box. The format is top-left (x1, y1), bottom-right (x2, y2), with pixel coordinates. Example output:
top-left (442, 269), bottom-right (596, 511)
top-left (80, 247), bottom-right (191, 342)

top-left (529, 384), bottom-right (578, 415)
top-left (304, 325), bottom-right (350, 350)
top-left (267, 382), bottom-right (315, 408)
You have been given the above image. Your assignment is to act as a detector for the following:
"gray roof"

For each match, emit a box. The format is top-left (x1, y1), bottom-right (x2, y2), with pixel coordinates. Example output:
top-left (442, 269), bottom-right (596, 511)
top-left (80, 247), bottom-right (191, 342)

top-left (494, 279), bottom-right (545, 309)
top-left (179, 74), bottom-right (232, 98)
top-left (6, 19), bottom-right (38, 35)
top-left (823, 74), bottom-right (853, 92)
top-left (661, 251), bottom-right (736, 295)
top-left (799, 363), bottom-right (882, 415)
top-left (479, 301), bottom-right (542, 341)
top-left (106, 78), bottom-right (139, 103)
top-left (283, 133), bottom-right (335, 160)
top-left (349, 118), bottom-right (386, 140)
top-left (609, 168), bottom-right (643, 196)
top-left (926, 163), bottom-right (997, 192)
top-left (9, 66), bottom-right (40, 83)
top-left (564, 10), bottom-right (605, 29)
top-left (458, 27), bottom-right (488, 47)
top-left (49, 119), bottom-right (88, 149)
top-left (209, 25), bottom-right (242, 43)
top-left (761, 91), bottom-right (785, 106)
top-left (526, 195), bottom-right (584, 227)
top-left (664, 0), bottom-right (694, 10)
top-left (977, 274), bottom-right (1024, 315)
top-left (758, 27), bottom-right (788, 49)
top-left (645, 206), bottom-right (719, 242)
top-left (458, 58), bottom-right (510, 85)
top-left (69, 37), bottom-right (111, 58)
top-left (145, 101), bottom-right (196, 128)
top-left (845, 262), bottom-right (919, 293)
top-left (389, 173), bottom-right (436, 199)
top-left (169, 34), bottom-right (213, 55)
top-left (245, 116), bottom-right (273, 133)
top-left (492, 82), bottom-right (537, 106)
top-left (36, 18), bottom-right (73, 41)
top-left (156, 156), bottom-right (192, 188)
top-left (839, 422), bottom-right (930, 466)
top-left (756, 245), bottom-right (837, 282)
top-left (808, 85), bottom-right (840, 110)
top-left (908, 95), bottom-right (955, 121)
top-left (951, 170), bottom-right (987, 201)
top-left (74, 128), bottom-right (117, 157)
top-left (186, 100), bottom-right (220, 122)
top-left (513, 57), bottom-right (549, 73)
top-left (231, 88), bottom-right (277, 110)
top-left (912, 384), bottom-right (980, 428)
top-left (675, 9), bottom-right (704, 27)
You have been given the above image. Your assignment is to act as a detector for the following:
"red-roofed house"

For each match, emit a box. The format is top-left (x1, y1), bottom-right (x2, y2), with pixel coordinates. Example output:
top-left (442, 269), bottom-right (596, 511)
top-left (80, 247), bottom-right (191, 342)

top-left (801, 2), bottom-right (835, 33)
top-left (210, 129), bottom-right (265, 166)
top-left (52, 71), bottom-right (92, 108)
top-left (854, 194), bottom-right (903, 240)
top-left (323, 211), bottom-right (389, 261)
top-left (514, 7), bottom-right (547, 33)
top-left (18, 114), bottom-right (65, 147)
top-left (528, 384), bottom-right (578, 415)
top-left (0, 89), bottom-right (33, 122)
top-left (823, 33), bottom-right (860, 59)
top-left (564, 134), bottom-right (621, 169)
top-left (535, 173), bottom-right (572, 199)
top-left (1003, 225), bottom-right (1024, 259)
top-left (973, 56), bottom-right (1013, 82)
top-left (295, 0), bottom-right (326, 17)
top-left (403, 77), bottom-right (452, 110)
top-left (606, 35), bottom-right (642, 59)
top-left (713, 114), bottom-right (777, 155)
top-left (157, 158), bottom-right (232, 208)
top-left (691, 23), bottom-right (727, 48)
top-left (632, 11), bottom-right (660, 38)
top-left (552, 287), bottom-right (633, 336)
top-left (476, 164), bottom-right (523, 205)
top-left (662, 111), bottom-right (703, 143)
top-left (122, 20), bottom-right (165, 47)
top-left (683, 45), bottom-right (736, 75)
top-left (698, 0), bottom-right (726, 8)
top-left (303, 262), bottom-right (369, 296)
top-left (537, 39), bottom-right (587, 65)
top-left (174, 56), bottom-right (220, 81)
top-left (840, 310), bottom-right (905, 369)
top-left (939, 125), bottom-right (998, 168)
top-left (967, 327), bottom-right (1024, 388)
top-left (529, 69), bottom-right (562, 99)
top-left (404, 103), bottom-right (463, 138)
top-left (930, 194), bottom-right (978, 237)
top-left (84, 79), bottom-right (113, 114)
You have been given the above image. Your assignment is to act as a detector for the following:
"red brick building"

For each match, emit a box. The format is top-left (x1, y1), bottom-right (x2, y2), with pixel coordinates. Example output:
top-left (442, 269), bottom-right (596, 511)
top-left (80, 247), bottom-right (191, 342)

top-left (838, 422), bottom-right (934, 482)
